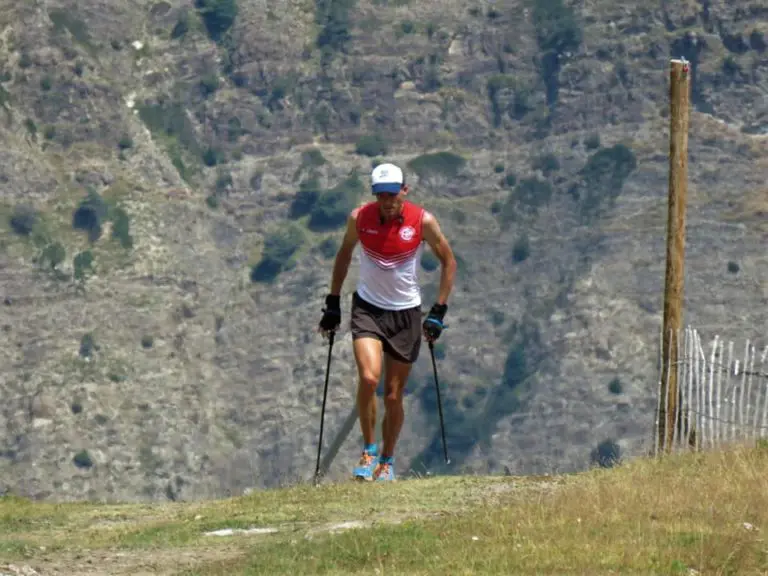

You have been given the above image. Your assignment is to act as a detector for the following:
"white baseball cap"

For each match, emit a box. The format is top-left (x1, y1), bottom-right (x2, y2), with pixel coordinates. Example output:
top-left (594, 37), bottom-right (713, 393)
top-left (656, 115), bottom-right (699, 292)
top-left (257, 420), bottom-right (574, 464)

top-left (370, 163), bottom-right (404, 194)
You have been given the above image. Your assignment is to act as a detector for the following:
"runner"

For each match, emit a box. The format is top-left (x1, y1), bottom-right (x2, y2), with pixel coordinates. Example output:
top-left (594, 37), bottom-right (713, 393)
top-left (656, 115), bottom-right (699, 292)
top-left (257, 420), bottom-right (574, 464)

top-left (317, 162), bottom-right (457, 482)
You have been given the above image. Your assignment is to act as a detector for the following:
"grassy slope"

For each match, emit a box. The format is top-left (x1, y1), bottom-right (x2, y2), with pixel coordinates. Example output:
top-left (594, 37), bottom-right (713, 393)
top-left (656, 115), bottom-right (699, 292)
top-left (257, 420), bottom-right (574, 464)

top-left (2, 444), bottom-right (768, 575)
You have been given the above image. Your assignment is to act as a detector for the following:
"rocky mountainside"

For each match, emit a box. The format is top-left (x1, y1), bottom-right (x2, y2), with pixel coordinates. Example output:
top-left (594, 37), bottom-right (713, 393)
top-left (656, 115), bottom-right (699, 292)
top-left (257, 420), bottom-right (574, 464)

top-left (0, 0), bottom-right (766, 502)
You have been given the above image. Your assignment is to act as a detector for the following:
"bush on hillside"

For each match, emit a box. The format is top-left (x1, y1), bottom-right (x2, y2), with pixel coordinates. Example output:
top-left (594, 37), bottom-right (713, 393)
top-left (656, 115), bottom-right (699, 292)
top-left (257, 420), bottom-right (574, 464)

top-left (355, 133), bottom-right (388, 157)
top-left (315, 0), bottom-right (355, 53)
top-left (590, 439), bottom-right (621, 468)
top-left (421, 250), bottom-right (439, 271)
top-left (407, 151), bottom-right (466, 181)
top-left (72, 189), bottom-right (109, 242)
top-left (39, 241), bottom-right (66, 270)
top-left (511, 234), bottom-right (530, 263)
top-left (315, 237), bottom-right (338, 259)
top-left (73, 250), bottom-right (94, 280)
top-left (195, 0), bottom-right (238, 42)
top-left (289, 177), bottom-right (322, 219)
top-left (532, 0), bottom-right (582, 106)
top-left (575, 144), bottom-right (637, 222)
top-left (499, 177), bottom-right (553, 226)
top-left (307, 173), bottom-right (364, 232)
top-left (251, 225), bottom-right (305, 283)
top-left (71, 189), bottom-right (134, 248)
top-left (9, 205), bottom-right (38, 236)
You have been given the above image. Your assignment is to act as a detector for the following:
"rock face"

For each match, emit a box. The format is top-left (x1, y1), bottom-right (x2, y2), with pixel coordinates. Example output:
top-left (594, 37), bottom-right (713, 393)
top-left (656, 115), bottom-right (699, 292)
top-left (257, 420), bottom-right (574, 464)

top-left (0, 0), bottom-right (766, 502)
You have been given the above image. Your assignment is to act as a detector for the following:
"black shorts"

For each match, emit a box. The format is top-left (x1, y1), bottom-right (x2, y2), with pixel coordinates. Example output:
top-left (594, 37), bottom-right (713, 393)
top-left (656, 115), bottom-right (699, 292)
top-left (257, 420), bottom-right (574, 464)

top-left (350, 291), bottom-right (422, 364)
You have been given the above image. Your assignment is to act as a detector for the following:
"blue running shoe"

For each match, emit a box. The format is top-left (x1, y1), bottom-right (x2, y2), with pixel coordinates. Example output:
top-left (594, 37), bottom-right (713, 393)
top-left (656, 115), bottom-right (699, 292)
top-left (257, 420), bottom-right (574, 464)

top-left (373, 457), bottom-right (395, 482)
top-left (353, 444), bottom-right (378, 481)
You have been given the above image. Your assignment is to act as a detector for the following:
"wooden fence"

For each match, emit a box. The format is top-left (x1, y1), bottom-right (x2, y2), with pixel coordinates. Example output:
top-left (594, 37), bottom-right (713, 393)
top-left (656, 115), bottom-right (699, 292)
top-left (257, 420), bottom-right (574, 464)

top-left (655, 327), bottom-right (768, 455)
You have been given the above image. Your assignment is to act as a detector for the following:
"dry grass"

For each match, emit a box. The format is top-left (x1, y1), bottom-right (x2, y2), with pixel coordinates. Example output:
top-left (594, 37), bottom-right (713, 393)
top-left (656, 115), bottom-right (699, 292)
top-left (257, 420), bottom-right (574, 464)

top-left (3, 443), bottom-right (768, 575)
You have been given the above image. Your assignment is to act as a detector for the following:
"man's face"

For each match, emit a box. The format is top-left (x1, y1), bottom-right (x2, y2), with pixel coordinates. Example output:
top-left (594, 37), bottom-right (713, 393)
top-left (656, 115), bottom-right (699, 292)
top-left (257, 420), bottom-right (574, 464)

top-left (376, 186), bottom-right (406, 219)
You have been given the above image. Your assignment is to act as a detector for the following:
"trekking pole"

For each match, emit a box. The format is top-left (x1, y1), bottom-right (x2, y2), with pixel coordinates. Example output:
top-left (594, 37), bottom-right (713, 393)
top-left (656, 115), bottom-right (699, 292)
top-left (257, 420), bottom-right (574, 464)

top-left (314, 330), bottom-right (335, 485)
top-left (428, 340), bottom-right (450, 465)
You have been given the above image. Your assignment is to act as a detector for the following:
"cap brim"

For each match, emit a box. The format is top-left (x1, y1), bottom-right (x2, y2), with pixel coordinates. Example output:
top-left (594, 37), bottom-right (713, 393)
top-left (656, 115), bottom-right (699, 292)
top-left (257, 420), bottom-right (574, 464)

top-left (372, 183), bottom-right (402, 194)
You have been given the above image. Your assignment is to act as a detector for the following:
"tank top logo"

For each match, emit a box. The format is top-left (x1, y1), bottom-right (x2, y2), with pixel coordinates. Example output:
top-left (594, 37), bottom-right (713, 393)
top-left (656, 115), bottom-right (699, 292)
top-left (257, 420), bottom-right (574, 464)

top-left (399, 225), bottom-right (416, 242)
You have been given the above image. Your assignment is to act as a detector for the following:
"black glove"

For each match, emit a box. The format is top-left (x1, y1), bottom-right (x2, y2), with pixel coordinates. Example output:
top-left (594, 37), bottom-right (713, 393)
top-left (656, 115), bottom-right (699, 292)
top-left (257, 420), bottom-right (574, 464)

top-left (319, 294), bottom-right (341, 333)
top-left (423, 303), bottom-right (447, 342)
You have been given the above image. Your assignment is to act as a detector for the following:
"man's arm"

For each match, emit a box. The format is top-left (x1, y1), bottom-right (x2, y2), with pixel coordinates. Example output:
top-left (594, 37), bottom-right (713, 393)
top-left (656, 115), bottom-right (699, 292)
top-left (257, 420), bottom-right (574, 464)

top-left (422, 211), bottom-right (456, 305)
top-left (329, 209), bottom-right (360, 295)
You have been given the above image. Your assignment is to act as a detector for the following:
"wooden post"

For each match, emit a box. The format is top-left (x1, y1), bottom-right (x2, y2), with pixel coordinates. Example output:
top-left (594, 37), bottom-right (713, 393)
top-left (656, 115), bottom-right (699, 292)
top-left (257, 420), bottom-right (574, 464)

top-left (658, 58), bottom-right (691, 454)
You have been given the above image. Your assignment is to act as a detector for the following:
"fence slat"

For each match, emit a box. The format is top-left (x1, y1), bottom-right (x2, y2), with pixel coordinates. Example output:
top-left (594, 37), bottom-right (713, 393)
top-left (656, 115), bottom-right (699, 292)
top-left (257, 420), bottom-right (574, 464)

top-left (739, 340), bottom-right (748, 439)
top-left (685, 327), bottom-right (695, 448)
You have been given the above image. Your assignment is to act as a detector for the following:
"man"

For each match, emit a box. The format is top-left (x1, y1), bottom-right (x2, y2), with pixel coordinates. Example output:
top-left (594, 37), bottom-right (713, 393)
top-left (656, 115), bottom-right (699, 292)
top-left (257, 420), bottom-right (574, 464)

top-left (317, 162), bottom-right (457, 482)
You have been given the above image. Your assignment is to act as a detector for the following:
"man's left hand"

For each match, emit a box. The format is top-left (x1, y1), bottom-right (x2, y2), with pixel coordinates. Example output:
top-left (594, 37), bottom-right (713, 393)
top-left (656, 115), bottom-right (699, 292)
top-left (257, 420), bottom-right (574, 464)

top-left (423, 303), bottom-right (447, 342)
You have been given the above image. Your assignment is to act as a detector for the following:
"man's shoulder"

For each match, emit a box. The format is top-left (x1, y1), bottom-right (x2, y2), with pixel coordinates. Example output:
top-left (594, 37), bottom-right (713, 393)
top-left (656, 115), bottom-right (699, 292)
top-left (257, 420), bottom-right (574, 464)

top-left (405, 201), bottom-right (432, 222)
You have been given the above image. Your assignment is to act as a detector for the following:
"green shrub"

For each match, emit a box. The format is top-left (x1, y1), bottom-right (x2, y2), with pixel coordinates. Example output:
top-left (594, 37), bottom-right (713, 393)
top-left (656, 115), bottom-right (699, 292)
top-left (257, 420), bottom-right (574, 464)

top-left (171, 9), bottom-right (190, 39)
top-left (500, 177), bottom-right (553, 224)
top-left (512, 234), bottom-right (530, 263)
top-left (137, 98), bottom-right (200, 157)
top-left (215, 170), bottom-right (233, 193)
top-left (486, 74), bottom-right (514, 127)
top-left (532, 153), bottom-right (560, 175)
top-left (73, 250), bottom-right (94, 280)
top-left (71, 189), bottom-right (134, 248)
top-left (308, 173), bottom-right (364, 232)
top-left (532, 0), bottom-right (582, 106)
top-left (316, 237), bottom-right (338, 259)
top-left (200, 73), bottom-right (220, 97)
top-left (590, 439), bottom-right (621, 468)
top-left (488, 309), bottom-right (505, 326)
top-left (73, 450), bottom-right (93, 469)
top-left (290, 177), bottom-right (322, 219)
top-left (40, 242), bottom-right (66, 270)
top-left (315, 0), bottom-right (355, 53)
top-left (195, 0), bottom-right (238, 42)
top-left (9, 205), bottom-right (38, 236)
top-left (301, 148), bottom-right (326, 167)
top-left (111, 207), bottom-right (133, 249)
top-left (79, 333), bottom-right (96, 358)
top-left (503, 342), bottom-right (527, 390)
top-left (202, 147), bottom-right (222, 167)
top-left (407, 151), bottom-right (466, 181)
top-left (421, 250), bottom-right (439, 271)
top-left (251, 224), bottom-right (306, 283)
top-left (584, 132), bottom-right (600, 149)
top-left (608, 377), bottom-right (623, 395)
top-left (118, 135), bottom-right (134, 150)
top-left (355, 133), bottom-right (388, 157)
top-left (575, 144), bottom-right (637, 221)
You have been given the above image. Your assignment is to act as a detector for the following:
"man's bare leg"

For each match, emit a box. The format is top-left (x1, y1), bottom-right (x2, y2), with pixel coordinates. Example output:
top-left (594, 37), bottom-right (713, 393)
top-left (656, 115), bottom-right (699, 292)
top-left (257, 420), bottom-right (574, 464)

top-left (352, 337), bottom-right (383, 479)
top-left (380, 353), bottom-right (413, 459)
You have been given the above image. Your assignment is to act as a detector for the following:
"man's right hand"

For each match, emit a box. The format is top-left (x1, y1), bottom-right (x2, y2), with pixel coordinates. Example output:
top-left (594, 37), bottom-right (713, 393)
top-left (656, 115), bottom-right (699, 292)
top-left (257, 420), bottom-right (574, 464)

top-left (318, 294), bottom-right (341, 336)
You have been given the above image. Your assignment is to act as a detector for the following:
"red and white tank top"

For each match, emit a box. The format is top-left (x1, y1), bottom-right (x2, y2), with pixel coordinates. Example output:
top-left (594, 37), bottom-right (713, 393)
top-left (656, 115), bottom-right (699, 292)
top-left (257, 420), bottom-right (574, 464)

top-left (355, 200), bottom-right (425, 310)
